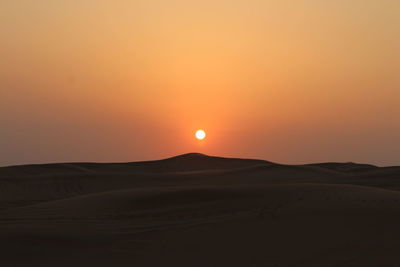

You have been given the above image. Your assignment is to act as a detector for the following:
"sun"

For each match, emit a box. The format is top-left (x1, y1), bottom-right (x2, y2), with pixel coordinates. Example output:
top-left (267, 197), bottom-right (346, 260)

top-left (195, 129), bottom-right (206, 140)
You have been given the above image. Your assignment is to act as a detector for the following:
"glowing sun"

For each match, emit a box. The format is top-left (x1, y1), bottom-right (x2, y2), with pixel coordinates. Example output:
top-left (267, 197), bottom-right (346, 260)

top-left (195, 129), bottom-right (206, 140)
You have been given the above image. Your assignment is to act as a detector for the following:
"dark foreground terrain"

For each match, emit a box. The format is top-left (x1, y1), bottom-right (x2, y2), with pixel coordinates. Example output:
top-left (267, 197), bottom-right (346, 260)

top-left (1, 153), bottom-right (400, 266)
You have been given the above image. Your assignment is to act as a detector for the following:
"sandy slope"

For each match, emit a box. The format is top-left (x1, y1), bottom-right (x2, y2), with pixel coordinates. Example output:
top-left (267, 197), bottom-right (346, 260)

top-left (0, 153), bottom-right (400, 266)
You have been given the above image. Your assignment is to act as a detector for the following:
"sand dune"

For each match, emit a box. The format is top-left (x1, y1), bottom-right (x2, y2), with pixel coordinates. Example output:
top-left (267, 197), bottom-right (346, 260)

top-left (0, 153), bottom-right (400, 266)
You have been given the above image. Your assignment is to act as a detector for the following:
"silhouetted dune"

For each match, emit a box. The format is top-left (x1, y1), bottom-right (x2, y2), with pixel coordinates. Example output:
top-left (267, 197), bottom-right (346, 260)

top-left (0, 154), bottom-right (400, 266)
top-left (307, 162), bottom-right (378, 172)
top-left (0, 153), bottom-right (269, 177)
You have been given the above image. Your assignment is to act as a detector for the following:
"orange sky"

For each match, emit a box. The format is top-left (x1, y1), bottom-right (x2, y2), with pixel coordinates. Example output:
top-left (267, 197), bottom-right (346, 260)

top-left (1, 0), bottom-right (399, 166)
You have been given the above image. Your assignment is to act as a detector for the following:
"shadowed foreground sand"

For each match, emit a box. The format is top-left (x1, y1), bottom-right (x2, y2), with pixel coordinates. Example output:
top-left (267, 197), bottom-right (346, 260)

top-left (1, 153), bottom-right (400, 266)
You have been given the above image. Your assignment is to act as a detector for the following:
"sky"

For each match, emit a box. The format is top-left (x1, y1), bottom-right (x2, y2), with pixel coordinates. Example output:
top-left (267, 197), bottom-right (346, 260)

top-left (1, 0), bottom-right (399, 166)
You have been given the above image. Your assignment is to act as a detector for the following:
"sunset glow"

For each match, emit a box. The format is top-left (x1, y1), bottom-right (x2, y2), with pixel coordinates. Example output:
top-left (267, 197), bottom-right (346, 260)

top-left (0, 0), bottom-right (399, 166)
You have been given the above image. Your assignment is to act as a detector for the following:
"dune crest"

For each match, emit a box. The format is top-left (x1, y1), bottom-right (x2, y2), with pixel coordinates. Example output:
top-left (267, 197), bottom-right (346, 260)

top-left (0, 154), bottom-right (400, 266)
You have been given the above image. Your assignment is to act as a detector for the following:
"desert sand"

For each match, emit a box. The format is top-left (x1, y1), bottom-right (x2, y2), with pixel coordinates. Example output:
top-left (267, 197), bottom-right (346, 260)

top-left (1, 153), bottom-right (400, 266)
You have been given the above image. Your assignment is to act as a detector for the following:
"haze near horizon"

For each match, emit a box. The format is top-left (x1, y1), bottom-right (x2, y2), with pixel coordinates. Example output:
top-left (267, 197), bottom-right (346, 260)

top-left (1, 0), bottom-right (399, 166)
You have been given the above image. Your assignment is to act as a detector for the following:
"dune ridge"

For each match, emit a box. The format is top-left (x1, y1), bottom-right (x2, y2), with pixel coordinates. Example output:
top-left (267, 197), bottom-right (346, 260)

top-left (0, 153), bottom-right (400, 266)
